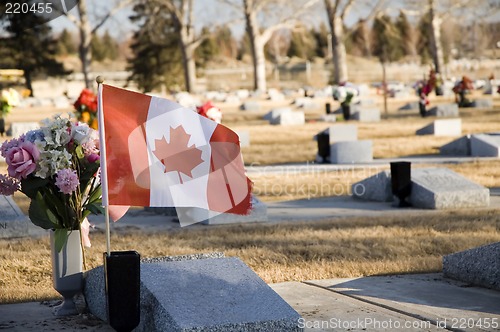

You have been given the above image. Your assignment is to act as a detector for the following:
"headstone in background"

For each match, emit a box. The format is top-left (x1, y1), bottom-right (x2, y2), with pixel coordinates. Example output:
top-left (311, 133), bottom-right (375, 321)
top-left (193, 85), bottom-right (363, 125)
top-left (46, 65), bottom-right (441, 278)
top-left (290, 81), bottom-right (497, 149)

top-left (235, 130), bottom-right (250, 148)
top-left (351, 170), bottom-right (392, 202)
top-left (263, 108), bottom-right (292, 121)
top-left (351, 107), bottom-right (381, 122)
top-left (409, 168), bottom-right (489, 209)
top-left (270, 111), bottom-right (305, 126)
top-left (427, 103), bottom-right (459, 117)
top-left (471, 99), bottom-right (493, 109)
top-left (416, 119), bottom-right (462, 136)
top-left (330, 140), bottom-right (373, 164)
top-left (235, 89), bottom-right (250, 100)
top-left (398, 102), bottom-right (419, 112)
top-left (440, 135), bottom-right (471, 156)
top-left (240, 101), bottom-right (261, 112)
top-left (470, 134), bottom-right (500, 157)
top-left (0, 195), bottom-right (29, 239)
top-left (8, 122), bottom-right (40, 138)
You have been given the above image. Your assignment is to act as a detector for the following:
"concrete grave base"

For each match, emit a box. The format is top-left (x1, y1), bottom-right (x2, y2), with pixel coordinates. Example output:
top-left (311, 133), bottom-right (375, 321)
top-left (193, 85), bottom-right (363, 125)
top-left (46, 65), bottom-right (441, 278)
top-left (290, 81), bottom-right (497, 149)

top-left (0, 195), bottom-right (29, 239)
top-left (443, 242), bottom-right (500, 291)
top-left (85, 254), bottom-right (302, 332)
top-left (351, 107), bottom-right (381, 122)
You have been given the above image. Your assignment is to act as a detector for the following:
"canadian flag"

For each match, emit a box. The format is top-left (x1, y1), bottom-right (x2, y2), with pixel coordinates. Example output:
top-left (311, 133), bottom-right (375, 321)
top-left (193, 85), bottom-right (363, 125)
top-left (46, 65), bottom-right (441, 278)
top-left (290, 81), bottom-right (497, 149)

top-left (99, 84), bottom-right (252, 225)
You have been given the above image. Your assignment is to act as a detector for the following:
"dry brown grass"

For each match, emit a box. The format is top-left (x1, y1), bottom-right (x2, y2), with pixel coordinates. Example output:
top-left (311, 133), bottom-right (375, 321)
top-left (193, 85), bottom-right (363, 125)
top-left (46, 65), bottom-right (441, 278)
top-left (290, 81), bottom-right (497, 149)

top-left (2, 210), bottom-right (499, 304)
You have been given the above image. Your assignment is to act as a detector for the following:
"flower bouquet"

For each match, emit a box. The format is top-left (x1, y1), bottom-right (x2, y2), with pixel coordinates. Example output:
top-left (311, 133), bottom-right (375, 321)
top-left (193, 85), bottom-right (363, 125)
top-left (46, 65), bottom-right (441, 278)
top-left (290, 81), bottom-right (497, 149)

top-left (452, 76), bottom-right (474, 107)
top-left (0, 113), bottom-right (103, 253)
top-left (0, 88), bottom-right (20, 117)
top-left (74, 89), bottom-right (98, 129)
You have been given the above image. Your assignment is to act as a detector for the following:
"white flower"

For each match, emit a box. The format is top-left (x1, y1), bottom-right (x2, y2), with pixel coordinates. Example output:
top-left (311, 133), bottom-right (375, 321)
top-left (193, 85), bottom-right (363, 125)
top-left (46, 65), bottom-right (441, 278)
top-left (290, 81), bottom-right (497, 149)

top-left (1, 89), bottom-right (20, 107)
top-left (71, 123), bottom-right (91, 144)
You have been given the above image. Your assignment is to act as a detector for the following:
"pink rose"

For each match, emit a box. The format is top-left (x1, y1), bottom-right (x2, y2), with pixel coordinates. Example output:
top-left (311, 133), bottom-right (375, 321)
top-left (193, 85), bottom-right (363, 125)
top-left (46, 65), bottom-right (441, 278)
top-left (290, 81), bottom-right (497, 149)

top-left (6, 141), bottom-right (40, 179)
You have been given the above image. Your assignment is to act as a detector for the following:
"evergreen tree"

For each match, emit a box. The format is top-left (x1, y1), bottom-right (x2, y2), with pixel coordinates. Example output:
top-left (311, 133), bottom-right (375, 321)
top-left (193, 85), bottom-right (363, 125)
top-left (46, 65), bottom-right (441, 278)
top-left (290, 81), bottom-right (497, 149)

top-left (195, 27), bottom-right (217, 67)
top-left (0, 11), bottom-right (66, 96)
top-left (214, 25), bottom-right (237, 59)
top-left (349, 19), bottom-right (371, 57)
top-left (286, 26), bottom-right (315, 60)
top-left (56, 29), bottom-right (77, 55)
top-left (127, 2), bottom-right (183, 92)
top-left (395, 10), bottom-right (416, 56)
top-left (312, 23), bottom-right (329, 58)
top-left (101, 31), bottom-right (120, 60)
top-left (371, 14), bottom-right (404, 63)
top-left (91, 33), bottom-right (107, 62)
top-left (417, 11), bottom-right (432, 65)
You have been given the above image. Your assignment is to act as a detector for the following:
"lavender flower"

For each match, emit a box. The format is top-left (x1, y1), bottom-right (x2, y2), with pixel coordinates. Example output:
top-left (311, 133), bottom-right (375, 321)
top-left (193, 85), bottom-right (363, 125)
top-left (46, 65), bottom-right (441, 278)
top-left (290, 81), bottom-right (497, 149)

top-left (0, 174), bottom-right (20, 196)
top-left (55, 169), bottom-right (79, 194)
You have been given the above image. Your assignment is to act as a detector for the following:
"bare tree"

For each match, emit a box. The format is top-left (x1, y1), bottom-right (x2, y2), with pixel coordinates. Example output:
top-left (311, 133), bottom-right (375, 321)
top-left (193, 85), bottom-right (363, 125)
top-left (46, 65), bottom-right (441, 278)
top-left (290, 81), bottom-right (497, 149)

top-left (63, 0), bottom-right (133, 89)
top-left (223, 0), bottom-right (319, 92)
top-left (323, 0), bottom-right (385, 84)
top-left (405, 0), bottom-right (499, 76)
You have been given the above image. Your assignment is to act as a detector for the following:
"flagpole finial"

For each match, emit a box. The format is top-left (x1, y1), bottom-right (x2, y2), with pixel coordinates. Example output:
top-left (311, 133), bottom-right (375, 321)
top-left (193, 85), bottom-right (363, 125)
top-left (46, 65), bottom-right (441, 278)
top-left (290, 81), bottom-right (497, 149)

top-left (96, 76), bottom-right (104, 84)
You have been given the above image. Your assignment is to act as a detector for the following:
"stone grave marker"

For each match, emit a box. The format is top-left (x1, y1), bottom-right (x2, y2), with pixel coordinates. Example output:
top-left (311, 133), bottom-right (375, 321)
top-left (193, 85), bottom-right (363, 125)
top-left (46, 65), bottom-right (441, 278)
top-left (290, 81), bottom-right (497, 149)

top-left (352, 168), bottom-right (490, 209)
top-left (263, 107), bottom-right (292, 121)
top-left (85, 255), bottom-right (302, 331)
top-left (409, 168), bottom-right (489, 209)
top-left (330, 140), bottom-right (373, 164)
top-left (235, 130), bottom-right (250, 148)
top-left (471, 99), bottom-right (493, 109)
top-left (0, 195), bottom-right (29, 238)
top-left (440, 135), bottom-right (471, 156)
top-left (427, 103), bottom-right (459, 117)
top-left (270, 111), bottom-right (305, 126)
top-left (416, 119), bottom-right (462, 136)
top-left (351, 170), bottom-right (392, 202)
top-left (470, 134), bottom-right (500, 157)
top-left (443, 242), bottom-right (500, 291)
top-left (8, 122), bottom-right (40, 138)
top-left (351, 106), bottom-right (381, 122)
top-left (240, 101), bottom-right (261, 112)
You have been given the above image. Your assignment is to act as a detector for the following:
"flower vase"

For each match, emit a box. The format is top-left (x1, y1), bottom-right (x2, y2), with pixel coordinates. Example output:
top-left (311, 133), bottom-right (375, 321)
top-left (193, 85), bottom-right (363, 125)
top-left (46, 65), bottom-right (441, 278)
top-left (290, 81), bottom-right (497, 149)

top-left (50, 229), bottom-right (83, 316)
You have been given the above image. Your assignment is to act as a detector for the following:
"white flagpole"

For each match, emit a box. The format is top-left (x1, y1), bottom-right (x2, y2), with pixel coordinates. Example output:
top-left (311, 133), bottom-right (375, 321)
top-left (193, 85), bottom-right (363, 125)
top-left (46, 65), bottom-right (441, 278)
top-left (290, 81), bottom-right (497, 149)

top-left (96, 76), bottom-right (111, 256)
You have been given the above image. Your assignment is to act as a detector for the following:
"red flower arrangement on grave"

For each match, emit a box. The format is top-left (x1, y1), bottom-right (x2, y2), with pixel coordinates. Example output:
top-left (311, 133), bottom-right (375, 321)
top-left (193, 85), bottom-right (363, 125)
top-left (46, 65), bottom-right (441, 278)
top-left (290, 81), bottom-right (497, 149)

top-left (74, 89), bottom-right (98, 129)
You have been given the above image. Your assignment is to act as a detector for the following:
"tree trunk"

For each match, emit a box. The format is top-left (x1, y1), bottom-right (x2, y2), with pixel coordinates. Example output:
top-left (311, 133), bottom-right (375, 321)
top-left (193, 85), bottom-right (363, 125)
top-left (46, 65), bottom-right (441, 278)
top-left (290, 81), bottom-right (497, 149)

top-left (180, 43), bottom-right (197, 93)
top-left (244, 2), bottom-right (263, 92)
top-left (254, 38), bottom-right (267, 92)
top-left (77, 0), bottom-right (92, 89)
top-left (429, 0), bottom-right (444, 74)
top-left (24, 70), bottom-right (34, 97)
top-left (329, 16), bottom-right (348, 84)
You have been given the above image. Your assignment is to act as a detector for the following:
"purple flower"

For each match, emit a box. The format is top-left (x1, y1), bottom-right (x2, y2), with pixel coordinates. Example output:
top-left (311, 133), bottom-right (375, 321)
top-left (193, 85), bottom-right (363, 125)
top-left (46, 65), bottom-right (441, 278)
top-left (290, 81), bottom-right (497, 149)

top-left (55, 169), bottom-right (79, 194)
top-left (5, 141), bottom-right (39, 180)
top-left (0, 174), bottom-right (20, 196)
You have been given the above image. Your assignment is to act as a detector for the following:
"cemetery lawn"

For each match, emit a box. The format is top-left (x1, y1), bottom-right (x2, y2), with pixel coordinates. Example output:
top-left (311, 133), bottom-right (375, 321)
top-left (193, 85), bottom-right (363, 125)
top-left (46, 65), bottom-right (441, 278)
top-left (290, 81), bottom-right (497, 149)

top-left (1, 210), bottom-right (500, 304)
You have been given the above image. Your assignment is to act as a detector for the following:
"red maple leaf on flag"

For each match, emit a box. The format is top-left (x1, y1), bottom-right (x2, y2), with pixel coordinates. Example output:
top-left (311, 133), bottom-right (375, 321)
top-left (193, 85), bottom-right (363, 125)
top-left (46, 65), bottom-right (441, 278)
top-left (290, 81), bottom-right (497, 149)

top-left (153, 125), bottom-right (203, 179)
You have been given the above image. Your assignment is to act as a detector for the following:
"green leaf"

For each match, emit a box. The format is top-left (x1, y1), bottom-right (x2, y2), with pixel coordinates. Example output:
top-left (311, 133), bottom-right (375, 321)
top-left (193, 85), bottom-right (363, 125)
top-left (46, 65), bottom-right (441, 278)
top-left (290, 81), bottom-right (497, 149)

top-left (87, 186), bottom-right (102, 204)
top-left (54, 229), bottom-right (68, 253)
top-left (21, 177), bottom-right (50, 199)
top-left (86, 203), bottom-right (104, 215)
top-left (75, 145), bottom-right (85, 159)
top-left (28, 193), bottom-right (59, 229)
